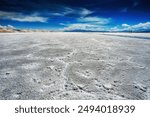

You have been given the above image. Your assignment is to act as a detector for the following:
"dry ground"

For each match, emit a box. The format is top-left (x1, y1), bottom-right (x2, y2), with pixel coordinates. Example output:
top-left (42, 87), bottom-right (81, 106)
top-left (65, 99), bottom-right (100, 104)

top-left (0, 32), bottom-right (150, 100)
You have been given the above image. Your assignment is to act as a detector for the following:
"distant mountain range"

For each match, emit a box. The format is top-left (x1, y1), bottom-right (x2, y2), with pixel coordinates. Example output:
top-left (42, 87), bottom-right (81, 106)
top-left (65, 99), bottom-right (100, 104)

top-left (64, 29), bottom-right (150, 33)
top-left (0, 27), bottom-right (150, 33)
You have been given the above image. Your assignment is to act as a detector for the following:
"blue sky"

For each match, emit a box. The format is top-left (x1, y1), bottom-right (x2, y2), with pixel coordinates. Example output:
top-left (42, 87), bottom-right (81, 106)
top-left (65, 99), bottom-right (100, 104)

top-left (0, 0), bottom-right (150, 31)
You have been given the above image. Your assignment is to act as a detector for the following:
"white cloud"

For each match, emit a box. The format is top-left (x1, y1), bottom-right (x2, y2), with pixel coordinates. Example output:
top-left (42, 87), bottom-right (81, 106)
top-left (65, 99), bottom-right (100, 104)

top-left (0, 11), bottom-right (48, 22)
top-left (62, 7), bottom-right (75, 15)
top-left (11, 15), bottom-right (48, 22)
top-left (122, 24), bottom-right (130, 27)
top-left (63, 21), bottom-right (150, 32)
top-left (0, 25), bottom-right (6, 29)
top-left (111, 22), bottom-right (150, 32)
top-left (7, 25), bottom-right (15, 29)
top-left (61, 16), bottom-right (111, 31)
top-left (128, 22), bottom-right (150, 31)
top-left (0, 24), bottom-right (15, 29)
top-left (79, 8), bottom-right (93, 17)
top-left (110, 26), bottom-right (121, 31)
top-left (78, 17), bottom-right (111, 25)
top-left (59, 23), bottom-right (66, 26)
top-left (63, 23), bottom-right (94, 30)
top-left (134, 22), bottom-right (150, 29)
top-left (52, 7), bottom-right (93, 17)
top-left (51, 13), bottom-right (64, 16)
top-left (62, 23), bottom-right (106, 31)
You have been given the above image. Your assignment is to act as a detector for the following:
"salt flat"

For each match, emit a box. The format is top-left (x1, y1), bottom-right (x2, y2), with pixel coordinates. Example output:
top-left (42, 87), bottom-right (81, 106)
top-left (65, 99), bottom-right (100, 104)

top-left (0, 32), bottom-right (150, 100)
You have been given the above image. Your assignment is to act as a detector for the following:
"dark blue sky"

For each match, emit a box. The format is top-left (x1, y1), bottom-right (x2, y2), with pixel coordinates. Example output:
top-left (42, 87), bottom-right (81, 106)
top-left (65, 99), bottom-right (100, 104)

top-left (0, 0), bottom-right (150, 31)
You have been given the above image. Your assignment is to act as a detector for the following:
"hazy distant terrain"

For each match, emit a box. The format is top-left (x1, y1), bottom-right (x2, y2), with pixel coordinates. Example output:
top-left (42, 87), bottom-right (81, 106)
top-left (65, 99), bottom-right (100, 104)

top-left (0, 32), bottom-right (150, 100)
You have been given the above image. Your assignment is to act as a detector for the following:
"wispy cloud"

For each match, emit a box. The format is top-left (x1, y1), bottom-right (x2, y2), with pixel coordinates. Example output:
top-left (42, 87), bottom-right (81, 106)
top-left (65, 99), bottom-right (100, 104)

top-left (11, 15), bottom-right (48, 23)
top-left (51, 7), bottom-right (93, 17)
top-left (61, 15), bottom-right (111, 31)
top-left (0, 11), bottom-right (48, 22)
top-left (121, 8), bottom-right (128, 13)
top-left (79, 8), bottom-right (93, 17)
top-left (62, 23), bottom-right (108, 31)
top-left (78, 17), bottom-right (111, 25)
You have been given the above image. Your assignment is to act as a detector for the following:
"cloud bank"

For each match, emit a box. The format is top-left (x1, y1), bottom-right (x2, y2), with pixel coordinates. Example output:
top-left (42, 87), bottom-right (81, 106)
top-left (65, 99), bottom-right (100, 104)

top-left (62, 23), bottom-right (106, 31)
top-left (111, 22), bottom-right (150, 32)
top-left (62, 16), bottom-right (111, 31)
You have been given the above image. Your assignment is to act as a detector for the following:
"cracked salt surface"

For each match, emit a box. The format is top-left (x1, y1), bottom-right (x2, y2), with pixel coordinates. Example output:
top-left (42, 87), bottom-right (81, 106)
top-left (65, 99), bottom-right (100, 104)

top-left (0, 32), bottom-right (150, 100)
